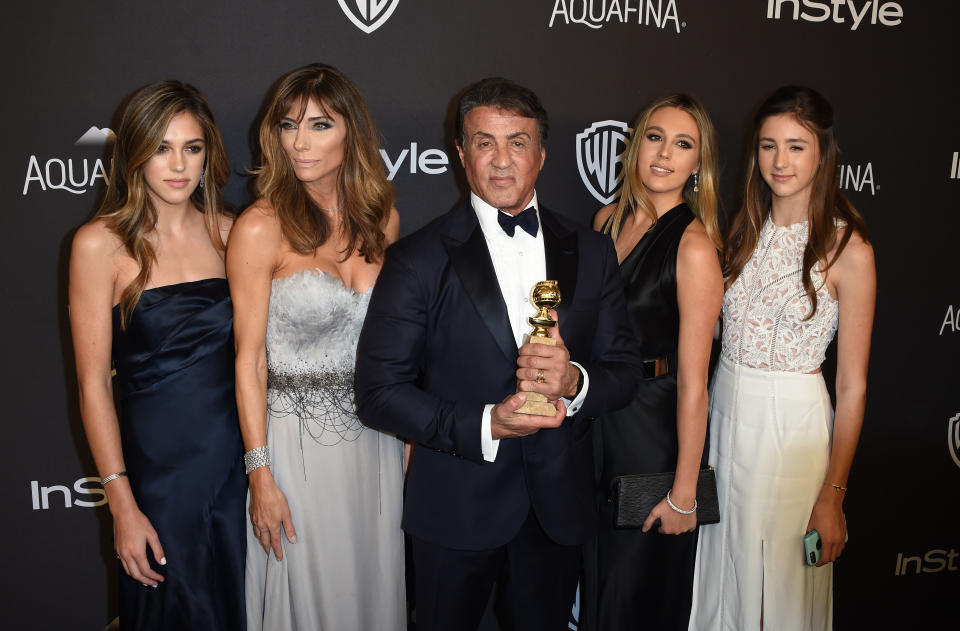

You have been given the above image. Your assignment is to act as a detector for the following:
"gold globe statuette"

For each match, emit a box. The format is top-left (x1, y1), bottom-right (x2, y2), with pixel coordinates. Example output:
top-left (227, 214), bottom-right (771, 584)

top-left (516, 280), bottom-right (562, 416)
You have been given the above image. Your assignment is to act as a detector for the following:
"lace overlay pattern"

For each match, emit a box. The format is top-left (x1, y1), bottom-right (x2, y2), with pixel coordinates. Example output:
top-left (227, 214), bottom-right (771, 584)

top-left (721, 217), bottom-right (838, 372)
top-left (266, 270), bottom-right (372, 445)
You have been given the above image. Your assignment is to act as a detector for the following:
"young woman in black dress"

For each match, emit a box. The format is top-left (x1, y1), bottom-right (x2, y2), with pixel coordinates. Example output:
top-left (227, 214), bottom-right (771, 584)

top-left (588, 94), bottom-right (723, 630)
top-left (69, 81), bottom-right (246, 629)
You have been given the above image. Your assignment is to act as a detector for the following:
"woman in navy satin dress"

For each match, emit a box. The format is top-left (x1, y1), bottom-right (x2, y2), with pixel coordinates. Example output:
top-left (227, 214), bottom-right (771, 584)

top-left (69, 81), bottom-right (246, 630)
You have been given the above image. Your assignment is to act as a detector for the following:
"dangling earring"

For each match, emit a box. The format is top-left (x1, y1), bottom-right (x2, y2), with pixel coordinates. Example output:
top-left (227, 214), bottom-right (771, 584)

top-left (692, 171), bottom-right (699, 193)
top-left (198, 168), bottom-right (206, 189)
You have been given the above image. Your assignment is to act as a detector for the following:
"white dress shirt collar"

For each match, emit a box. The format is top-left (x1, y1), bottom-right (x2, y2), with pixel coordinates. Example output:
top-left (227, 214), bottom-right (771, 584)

top-left (471, 192), bottom-right (540, 238)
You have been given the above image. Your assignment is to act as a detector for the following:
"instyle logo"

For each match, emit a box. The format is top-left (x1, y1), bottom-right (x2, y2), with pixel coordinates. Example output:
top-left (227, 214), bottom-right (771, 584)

top-left (766, 0), bottom-right (903, 30)
top-left (338, 0), bottom-right (400, 34)
top-left (951, 152), bottom-right (959, 179)
top-left (949, 413), bottom-right (960, 470)
top-left (837, 161), bottom-right (877, 195)
top-left (576, 120), bottom-right (632, 204)
top-left (22, 126), bottom-right (112, 195)
top-left (549, 0), bottom-right (684, 33)
top-left (30, 476), bottom-right (107, 510)
top-left (941, 305), bottom-right (959, 336)
top-left (379, 142), bottom-right (449, 181)
top-left (894, 548), bottom-right (959, 576)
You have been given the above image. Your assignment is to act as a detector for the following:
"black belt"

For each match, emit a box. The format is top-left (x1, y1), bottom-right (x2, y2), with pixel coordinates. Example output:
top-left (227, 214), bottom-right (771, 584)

top-left (640, 351), bottom-right (678, 379)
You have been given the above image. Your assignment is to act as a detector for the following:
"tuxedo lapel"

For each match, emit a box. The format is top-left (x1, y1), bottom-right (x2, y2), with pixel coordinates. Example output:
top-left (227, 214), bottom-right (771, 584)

top-left (442, 203), bottom-right (518, 363)
top-left (540, 208), bottom-right (579, 309)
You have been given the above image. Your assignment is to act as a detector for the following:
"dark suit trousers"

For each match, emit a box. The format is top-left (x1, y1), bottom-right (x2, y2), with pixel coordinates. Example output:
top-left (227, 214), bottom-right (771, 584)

top-left (412, 509), bottom-right (581, 631)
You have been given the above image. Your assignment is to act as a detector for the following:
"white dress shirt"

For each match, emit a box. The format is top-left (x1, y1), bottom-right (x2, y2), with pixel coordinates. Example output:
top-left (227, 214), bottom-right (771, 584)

top-left (471, 192), bottom-right (590, 462)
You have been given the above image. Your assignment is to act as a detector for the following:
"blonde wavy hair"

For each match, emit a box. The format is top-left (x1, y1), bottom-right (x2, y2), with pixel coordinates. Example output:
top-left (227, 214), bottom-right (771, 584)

top-left (604, 94), bottom-right (722, 250)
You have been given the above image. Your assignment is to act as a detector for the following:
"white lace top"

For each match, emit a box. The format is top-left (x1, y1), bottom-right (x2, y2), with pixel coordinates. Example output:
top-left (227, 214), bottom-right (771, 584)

top-left (721, 216), bottom-right (839, 373)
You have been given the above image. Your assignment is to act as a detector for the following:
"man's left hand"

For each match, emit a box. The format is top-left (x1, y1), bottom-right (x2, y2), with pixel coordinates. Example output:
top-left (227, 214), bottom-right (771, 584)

top-left (516, 310), bottom-right (579, 401)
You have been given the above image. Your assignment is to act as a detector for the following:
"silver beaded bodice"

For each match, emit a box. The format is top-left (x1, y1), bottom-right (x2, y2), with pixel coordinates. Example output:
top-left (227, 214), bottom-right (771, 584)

top-left (721, 217), bottom-right (839, 373)
top-left (266, 269), bottom-right (372, 445)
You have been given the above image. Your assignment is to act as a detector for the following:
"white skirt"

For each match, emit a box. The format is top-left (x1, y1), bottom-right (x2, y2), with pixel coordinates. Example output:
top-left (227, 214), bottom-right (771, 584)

top-left (689, 358), bottom-right (834, 631)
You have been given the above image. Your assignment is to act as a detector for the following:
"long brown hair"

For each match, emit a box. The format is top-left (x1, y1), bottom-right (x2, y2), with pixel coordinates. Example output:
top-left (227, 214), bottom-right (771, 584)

top-left (96, 80), bottom-right (230, 327)
top-left (251, 63), bottom-right (394, 261)
top-left (605, 94), bottom-right (722, 250)
top-left (724, 85), bottom-right (868, 318)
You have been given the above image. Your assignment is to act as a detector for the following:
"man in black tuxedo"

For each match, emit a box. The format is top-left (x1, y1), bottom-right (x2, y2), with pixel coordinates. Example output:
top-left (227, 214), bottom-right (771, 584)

top-left (356, 77), bottom-right (640, 631)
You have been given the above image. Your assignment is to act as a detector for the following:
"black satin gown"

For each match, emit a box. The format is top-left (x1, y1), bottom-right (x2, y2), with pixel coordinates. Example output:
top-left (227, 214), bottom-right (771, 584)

top-left (587, 203), bottom-right (701, 630)
top-left (112, 278), bottom-right (246, 630)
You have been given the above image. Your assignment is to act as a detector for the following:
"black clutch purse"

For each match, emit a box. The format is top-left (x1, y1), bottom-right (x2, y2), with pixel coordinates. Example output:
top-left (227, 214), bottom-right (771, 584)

top-left (610, 466), bottom-right (720, 528)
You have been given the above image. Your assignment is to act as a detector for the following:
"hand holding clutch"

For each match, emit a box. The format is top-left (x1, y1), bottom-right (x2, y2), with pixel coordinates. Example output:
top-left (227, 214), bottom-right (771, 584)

top-left (610, 467), bottom-right (720, 529)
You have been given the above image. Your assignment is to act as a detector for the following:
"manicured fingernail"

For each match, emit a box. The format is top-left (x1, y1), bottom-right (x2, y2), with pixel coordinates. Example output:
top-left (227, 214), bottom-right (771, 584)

top-left (160, 557), bottom-right (167, 565)
top-left (152, 584), bottom-right (158, 589)
top-left (290, 535), bottom-right (297, 543)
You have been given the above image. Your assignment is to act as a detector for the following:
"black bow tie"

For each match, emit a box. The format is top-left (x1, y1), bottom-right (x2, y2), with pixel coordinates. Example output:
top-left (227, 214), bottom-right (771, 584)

top-left (497, 207), bottom-right (539, 237)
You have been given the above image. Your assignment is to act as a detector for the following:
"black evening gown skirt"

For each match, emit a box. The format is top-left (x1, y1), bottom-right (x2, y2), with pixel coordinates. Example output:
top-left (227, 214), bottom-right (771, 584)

top-left (592, 373), bottom-right (699, 631)
top-left (112, 278), bottom-right (246, 630)
top-left (583, 203), bottom-right (699, 630)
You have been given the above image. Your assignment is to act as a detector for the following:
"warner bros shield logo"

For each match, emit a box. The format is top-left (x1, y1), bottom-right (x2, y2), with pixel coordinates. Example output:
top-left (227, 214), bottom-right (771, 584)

top-left (576, 120), bottom-right (632, 205)
top-left (338, 0), bottom-right (400, 34)
top-left (949, 413), bottom-right (960, 469)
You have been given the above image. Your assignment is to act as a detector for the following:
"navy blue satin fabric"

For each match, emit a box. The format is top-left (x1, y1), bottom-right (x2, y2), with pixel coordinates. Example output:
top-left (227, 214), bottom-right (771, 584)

top-left (112, 278), bottom-right (246, 630)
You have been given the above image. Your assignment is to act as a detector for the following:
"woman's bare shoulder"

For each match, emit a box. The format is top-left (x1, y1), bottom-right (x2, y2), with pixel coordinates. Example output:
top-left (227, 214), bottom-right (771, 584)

top-left (231, 200), bottom-right (283, 239)
top-left (72, 218), bottom-right (123, 258)
top-left (592, 203), bottom-right (617, 231)
top-left (679, 218), bottom-right (719, 262)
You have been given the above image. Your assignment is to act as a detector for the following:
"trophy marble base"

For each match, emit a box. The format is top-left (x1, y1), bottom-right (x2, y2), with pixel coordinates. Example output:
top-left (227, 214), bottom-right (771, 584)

top-left (515, 393), bottom-right (557, 416)
top-left (516, 334), bottom-right (557, 416)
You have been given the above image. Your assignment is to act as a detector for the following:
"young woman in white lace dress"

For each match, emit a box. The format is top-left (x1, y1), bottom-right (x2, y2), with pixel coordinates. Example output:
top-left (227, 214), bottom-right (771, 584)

top-left (688, 86), bottom-right (875, 631)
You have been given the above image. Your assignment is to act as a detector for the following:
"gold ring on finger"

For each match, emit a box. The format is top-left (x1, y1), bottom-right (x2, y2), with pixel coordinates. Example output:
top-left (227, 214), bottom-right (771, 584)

top-left (536, 369), bottom-right (545, 384)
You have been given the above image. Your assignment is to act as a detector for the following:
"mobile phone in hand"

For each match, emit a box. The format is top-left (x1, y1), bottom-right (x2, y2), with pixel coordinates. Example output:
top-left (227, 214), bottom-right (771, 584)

top-left (803, 528), bottom-right (849, 566)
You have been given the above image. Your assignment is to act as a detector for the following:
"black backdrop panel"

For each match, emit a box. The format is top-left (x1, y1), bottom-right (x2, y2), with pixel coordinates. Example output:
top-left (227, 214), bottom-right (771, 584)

top-left (2, 1), bottom-right (957, 628)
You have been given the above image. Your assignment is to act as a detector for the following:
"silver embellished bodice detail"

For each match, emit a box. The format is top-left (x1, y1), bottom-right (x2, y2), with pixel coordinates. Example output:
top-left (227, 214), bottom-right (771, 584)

top-left (721, 217), bottom-right (839, 373)
top-left (267, 269), bottom-right (372, 445)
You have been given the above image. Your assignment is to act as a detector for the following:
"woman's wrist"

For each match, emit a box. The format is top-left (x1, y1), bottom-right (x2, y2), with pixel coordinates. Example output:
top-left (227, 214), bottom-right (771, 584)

top-left (818, 483), bottom-right (845, 505)
top-left (669, 470), bottom-right (699, 506)
top-left (244, 445), bottom-right (271, 474)
top-left (247, 465), bottom-right (276, 489)
top-left (666, 489), bottom-right (697, 514)
top-left (668, 486), bottom-right (697, 507)
top-left (106, 486), bottom-right (138, 518)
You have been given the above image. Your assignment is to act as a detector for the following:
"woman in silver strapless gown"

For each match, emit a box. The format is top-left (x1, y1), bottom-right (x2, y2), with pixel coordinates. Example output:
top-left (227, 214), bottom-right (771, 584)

top-left (228, 63), bottom-right (405, 631)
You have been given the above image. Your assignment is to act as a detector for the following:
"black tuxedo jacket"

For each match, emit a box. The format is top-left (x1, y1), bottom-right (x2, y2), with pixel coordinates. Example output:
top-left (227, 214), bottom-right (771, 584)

top-left (356, 201), bottom-right (641, 550)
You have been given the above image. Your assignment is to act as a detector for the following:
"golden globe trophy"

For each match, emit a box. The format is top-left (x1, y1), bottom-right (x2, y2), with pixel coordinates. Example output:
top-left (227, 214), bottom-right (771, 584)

top-left (516, 280), bottom-right (562, 416)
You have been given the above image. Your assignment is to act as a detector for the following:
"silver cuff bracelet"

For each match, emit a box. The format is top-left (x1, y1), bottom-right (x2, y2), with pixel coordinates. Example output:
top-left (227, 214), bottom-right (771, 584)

top-left (244, 446), bottom-right (270, 475)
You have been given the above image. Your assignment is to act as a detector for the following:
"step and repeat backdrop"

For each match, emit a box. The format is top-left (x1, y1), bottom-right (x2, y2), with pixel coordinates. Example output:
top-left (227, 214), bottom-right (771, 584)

top-left (2, 1), bottom-right (957, 628)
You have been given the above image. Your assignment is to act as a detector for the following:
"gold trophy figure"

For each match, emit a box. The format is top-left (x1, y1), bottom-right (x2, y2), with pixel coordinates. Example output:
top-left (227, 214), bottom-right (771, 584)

top-left (516, 280), bottom-right (562, 416)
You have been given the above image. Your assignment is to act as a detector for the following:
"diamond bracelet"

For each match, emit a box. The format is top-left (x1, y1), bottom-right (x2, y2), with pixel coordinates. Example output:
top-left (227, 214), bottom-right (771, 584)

top-left (243, 446), bottom-right (271, 475)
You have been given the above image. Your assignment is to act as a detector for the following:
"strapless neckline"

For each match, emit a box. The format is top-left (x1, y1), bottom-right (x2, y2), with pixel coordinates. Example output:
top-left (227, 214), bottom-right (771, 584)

top-left (111, 277), bottom-right (227, 311)
top-left (272, 268), bottom-right (373, 296)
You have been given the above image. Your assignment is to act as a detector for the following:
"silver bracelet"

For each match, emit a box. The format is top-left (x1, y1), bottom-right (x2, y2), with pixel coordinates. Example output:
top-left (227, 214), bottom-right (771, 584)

top-left (244, 446), bottom-right (270, 475)
top-left (666, 489), bottom-right (697, 515)
top-left (100, 471), bottom-right (127, 486)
